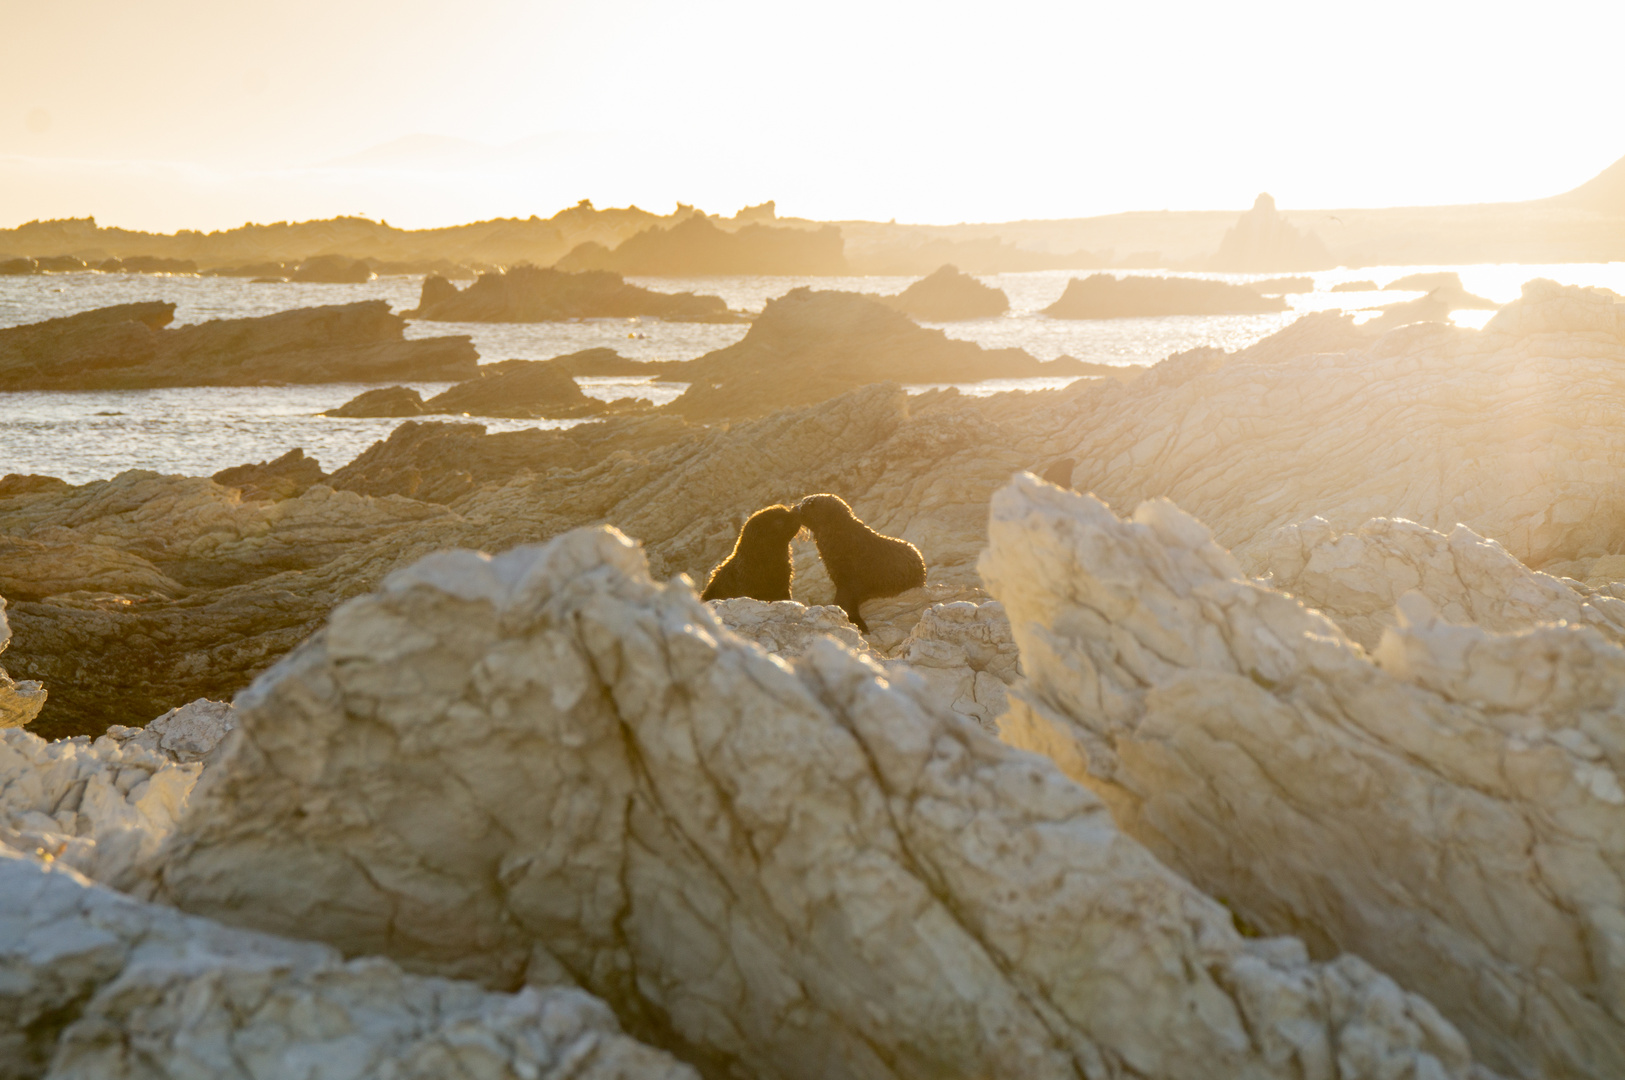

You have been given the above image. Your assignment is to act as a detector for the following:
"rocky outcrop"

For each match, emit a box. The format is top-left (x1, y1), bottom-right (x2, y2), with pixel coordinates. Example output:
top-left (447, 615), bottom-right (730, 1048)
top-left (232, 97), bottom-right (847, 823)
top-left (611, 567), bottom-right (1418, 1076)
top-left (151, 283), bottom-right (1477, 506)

top-left (1332, 279), bottom-right (1379, 292)
top-left (1386, 271), bottom-right (1466, 292)
top-left (98, 698), bottom-right (236, 766)
top-left (151, 526), bottom-right (1482, 1080)
top-left (1040, 282), bottom-right (1625, 571)
top-left (1207, 193), bottom-right (1334, 272)
top-left (983, 474), bottom-right (1625, 1079)
top-left (0, 604), bottom-right (45, 730)
top-left (1261, 515), bottom-right (1625, 650)
top-left (1365, 285), bottom-right (1499, 332)
top-left (555, 215), bottom-right (847, 276)
top-left (287, 253), bottom-right (374, 283)
top-left (0, 849), bottom-right (693, 1080)
top-left (211, 448), bottom-right (327, 501)
top-left (0, 301), bottom-right (477, 390)
top-left (406, 266), bottom-right (741, 323)
top-left (881, 264), bottom-right (1009, 320)
top-left (1041, 273), bottom-right (1289, 318)
top-left (0, 726), bottom-right (197, 884)
top-left (322, 384), bottom-right (427, 417)
top-left (665, 288), bottom-right (1089, 419)
top-left (421, 359), bottom-right (619, 419)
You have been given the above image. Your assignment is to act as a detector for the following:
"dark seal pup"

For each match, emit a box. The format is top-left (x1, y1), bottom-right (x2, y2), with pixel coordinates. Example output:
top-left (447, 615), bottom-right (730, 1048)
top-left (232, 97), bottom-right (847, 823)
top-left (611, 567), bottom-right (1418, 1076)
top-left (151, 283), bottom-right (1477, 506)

top-left (795, 493), bottom-right (925, 633)
top-left (700, 504), bottom-right (802, 602)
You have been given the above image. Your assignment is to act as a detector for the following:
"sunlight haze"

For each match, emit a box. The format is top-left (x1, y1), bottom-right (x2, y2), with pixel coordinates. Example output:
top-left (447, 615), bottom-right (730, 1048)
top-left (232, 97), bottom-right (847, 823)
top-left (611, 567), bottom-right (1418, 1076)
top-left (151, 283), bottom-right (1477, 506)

top-left (2, 0), bottom-right (1623, 228)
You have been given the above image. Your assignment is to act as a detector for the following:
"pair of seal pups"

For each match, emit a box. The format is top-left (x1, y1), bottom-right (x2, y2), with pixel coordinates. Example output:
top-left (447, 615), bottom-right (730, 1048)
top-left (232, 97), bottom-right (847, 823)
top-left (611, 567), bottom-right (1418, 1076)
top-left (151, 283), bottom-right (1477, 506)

top-left (700, 494), bottom-right (926, 633)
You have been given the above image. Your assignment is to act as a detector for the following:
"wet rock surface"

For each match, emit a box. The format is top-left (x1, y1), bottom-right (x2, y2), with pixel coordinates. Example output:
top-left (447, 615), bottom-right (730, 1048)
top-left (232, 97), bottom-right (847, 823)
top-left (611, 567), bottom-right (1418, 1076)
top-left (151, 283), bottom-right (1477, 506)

top-left (0, 301), bottom-right (476, 390)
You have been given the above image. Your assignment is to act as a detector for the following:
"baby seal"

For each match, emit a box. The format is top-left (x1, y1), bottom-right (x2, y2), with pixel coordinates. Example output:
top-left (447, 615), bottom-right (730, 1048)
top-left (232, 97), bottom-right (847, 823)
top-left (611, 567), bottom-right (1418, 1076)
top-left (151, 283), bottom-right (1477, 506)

top-left (795, 493), bottom-right (925, 633)
top-left (700, 504), bottom-right (802, 602)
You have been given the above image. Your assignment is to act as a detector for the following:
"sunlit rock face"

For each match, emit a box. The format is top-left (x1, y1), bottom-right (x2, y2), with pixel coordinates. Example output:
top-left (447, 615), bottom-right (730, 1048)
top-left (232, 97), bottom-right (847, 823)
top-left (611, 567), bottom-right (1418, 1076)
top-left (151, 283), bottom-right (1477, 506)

top-left (881, 264), bottom-right (1010, 321)
top-left (1260, 515), bottom-right (1625, 651)
top-left (982, 473), bottom-right (1625, 1080)
top-left (0, 603), bottom-right (45, 730)
top-left (149, 527), bottom-right (1479, 1080)
top-left (0, 850), bottom-right (693, 1080)
top-left (1051, 281), bottom-right (1625, 571)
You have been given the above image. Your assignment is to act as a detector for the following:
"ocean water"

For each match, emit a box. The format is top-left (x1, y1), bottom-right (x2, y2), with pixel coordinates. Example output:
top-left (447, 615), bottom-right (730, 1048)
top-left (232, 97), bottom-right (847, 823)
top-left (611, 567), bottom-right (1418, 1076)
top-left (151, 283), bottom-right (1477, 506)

top-left (1, 262), bottom-right (1621, 483)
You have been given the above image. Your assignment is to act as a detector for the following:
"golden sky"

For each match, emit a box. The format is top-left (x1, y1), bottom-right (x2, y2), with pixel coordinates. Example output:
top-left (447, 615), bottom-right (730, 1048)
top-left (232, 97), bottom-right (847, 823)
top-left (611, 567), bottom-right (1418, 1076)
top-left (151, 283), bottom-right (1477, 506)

top-left (2, 0), bottom-right (1622, 229)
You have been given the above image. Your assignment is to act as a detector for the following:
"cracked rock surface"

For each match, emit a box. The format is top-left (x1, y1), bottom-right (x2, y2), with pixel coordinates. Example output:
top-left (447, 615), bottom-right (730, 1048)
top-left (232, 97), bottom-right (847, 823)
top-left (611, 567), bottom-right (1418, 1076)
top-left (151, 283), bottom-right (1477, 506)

top-left (0, 849), bottom-right (693, 1080)
top-left (983, 473), bottom-right (1625, 1080)
top-left (150, 526), bottom-right (1481, 1080)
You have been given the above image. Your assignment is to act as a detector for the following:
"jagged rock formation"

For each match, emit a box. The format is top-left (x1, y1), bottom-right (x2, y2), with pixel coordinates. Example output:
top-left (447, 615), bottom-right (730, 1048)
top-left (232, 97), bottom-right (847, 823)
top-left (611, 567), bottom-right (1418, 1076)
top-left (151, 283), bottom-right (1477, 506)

top-left (406, 266), bottom-right (741, 323)
top-left (150, 527), bottom-right (1481, 1080)
top-left (982, 474), bottom-right (1625, 1079)
top-left (98, 698), bottom-right (236, 766)
top-left (1261, 516), bottom-right (1625, 650)
top-left (322, 384), bottom-right (428, 417)
top-left (211, 448), bottom-right (327, 502)
top-left (555, 215), bottom-right (848, 276)
top-left (0, 850), bottom-right (694, 1080)
top-left (0, 726), bottom-right (197, 884)
top-left (1207, 193), bottom-right (1335, 272)
top-left (421, 359), bottom-right (625, 419)
top-left (881, 264), bottom-right (1010, 320)
top-left (0, 301), bottom-right (476, 390)
top-left (665, 288), bottom-right (1088, 419)
top-left (1041, 273), bottom-right (1289, 318)
top-left (707, 598), bottom-right (874, 658)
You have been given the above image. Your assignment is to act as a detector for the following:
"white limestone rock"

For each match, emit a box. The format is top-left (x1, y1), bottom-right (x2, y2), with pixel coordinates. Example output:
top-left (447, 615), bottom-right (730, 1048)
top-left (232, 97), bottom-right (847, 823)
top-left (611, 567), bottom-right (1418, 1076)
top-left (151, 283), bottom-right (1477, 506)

top-left (1262, 515), bottom-right (1625, 650)
top-left (0, 728), bottom-right (197, 884)
top-left (151, 526), bottom-right (1481, 1080)
top-left (0, 848), bottom-right (693, 1080)
top-left (982, 472), bottom-right (1625, 1080)
top-left (885, 599), bottom-right (1019, 733)
top-left (97, 698), bottom-right (237, 766)
top-left (0, 602), bottom-right (45, 730)
top-left (706, 597), bottom-right (872, 658)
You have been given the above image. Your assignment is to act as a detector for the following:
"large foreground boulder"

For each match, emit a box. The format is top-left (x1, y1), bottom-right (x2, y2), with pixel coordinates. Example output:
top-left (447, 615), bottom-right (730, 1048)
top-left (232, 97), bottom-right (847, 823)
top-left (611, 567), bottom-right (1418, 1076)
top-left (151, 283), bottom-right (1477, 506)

top-left (0, 849), bottom-right (694, 1080)
top-left (1042, 273), bottom-right (1289, 318)
top-left (983, 473), bottom-right (1625, 1079)
top-left (666, 288), bottom-right (1090, 419)
top-left (0, 301), bottom-right (476, 390)
top-left (151, 526), bottom-right (1481, 1080)
top-left (406, 266), bottom-right (741, 323)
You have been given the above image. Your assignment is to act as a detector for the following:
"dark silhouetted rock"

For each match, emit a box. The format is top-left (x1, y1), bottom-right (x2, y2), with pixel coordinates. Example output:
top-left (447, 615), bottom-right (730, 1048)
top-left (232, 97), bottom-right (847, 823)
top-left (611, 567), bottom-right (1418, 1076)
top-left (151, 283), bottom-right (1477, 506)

top-left (0, 258), bottom-right (36, 275)
top-left (100, 256), bottom-right (198, 274)
top-left (1249, 275), bottom-right (1315, 294)
top-left (212, 449), bottom-right (327, 501)
top-left (290, 254), bottom-right (374, 284)
top-left (666, 288), bottom-right (1092, 420)
top-left (323, 386), bottom-right (427, 418)
top-left (1042, 274), bottom-right (1289, 318)
top-left (0, 301), bottom-right (477, 390)
top-left (883, 265), bottom-right (1010, 321)
top-left (203, 261), bottom-right (289, 278)
top-left (33, 255), bottom-right (86, 273)
top-left (1207, 194), bottom-right (1334, 272)
top-left (556, 215), bottom-right (848, 275)
top-left (1385, 271), bottom-right (1464, 292)
top-left (422, 359), bottom-right (613, 419)
top-left (407, 265), bottom-right (740, 323)
top-left (1331, 280), bottom-right (1379, 293)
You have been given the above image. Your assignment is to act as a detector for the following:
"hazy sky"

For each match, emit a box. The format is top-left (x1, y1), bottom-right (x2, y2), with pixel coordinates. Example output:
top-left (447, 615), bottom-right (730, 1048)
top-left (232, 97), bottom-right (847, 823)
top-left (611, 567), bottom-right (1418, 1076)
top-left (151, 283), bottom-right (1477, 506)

top-left (2, 0), bottom-right (1622, 230)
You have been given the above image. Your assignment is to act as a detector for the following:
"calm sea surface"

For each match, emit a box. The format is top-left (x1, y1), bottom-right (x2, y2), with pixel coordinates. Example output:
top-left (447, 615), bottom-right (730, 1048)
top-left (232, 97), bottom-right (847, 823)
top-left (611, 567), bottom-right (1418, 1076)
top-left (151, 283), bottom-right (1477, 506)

top-left (2, 263), bottom-right (1622, 483)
